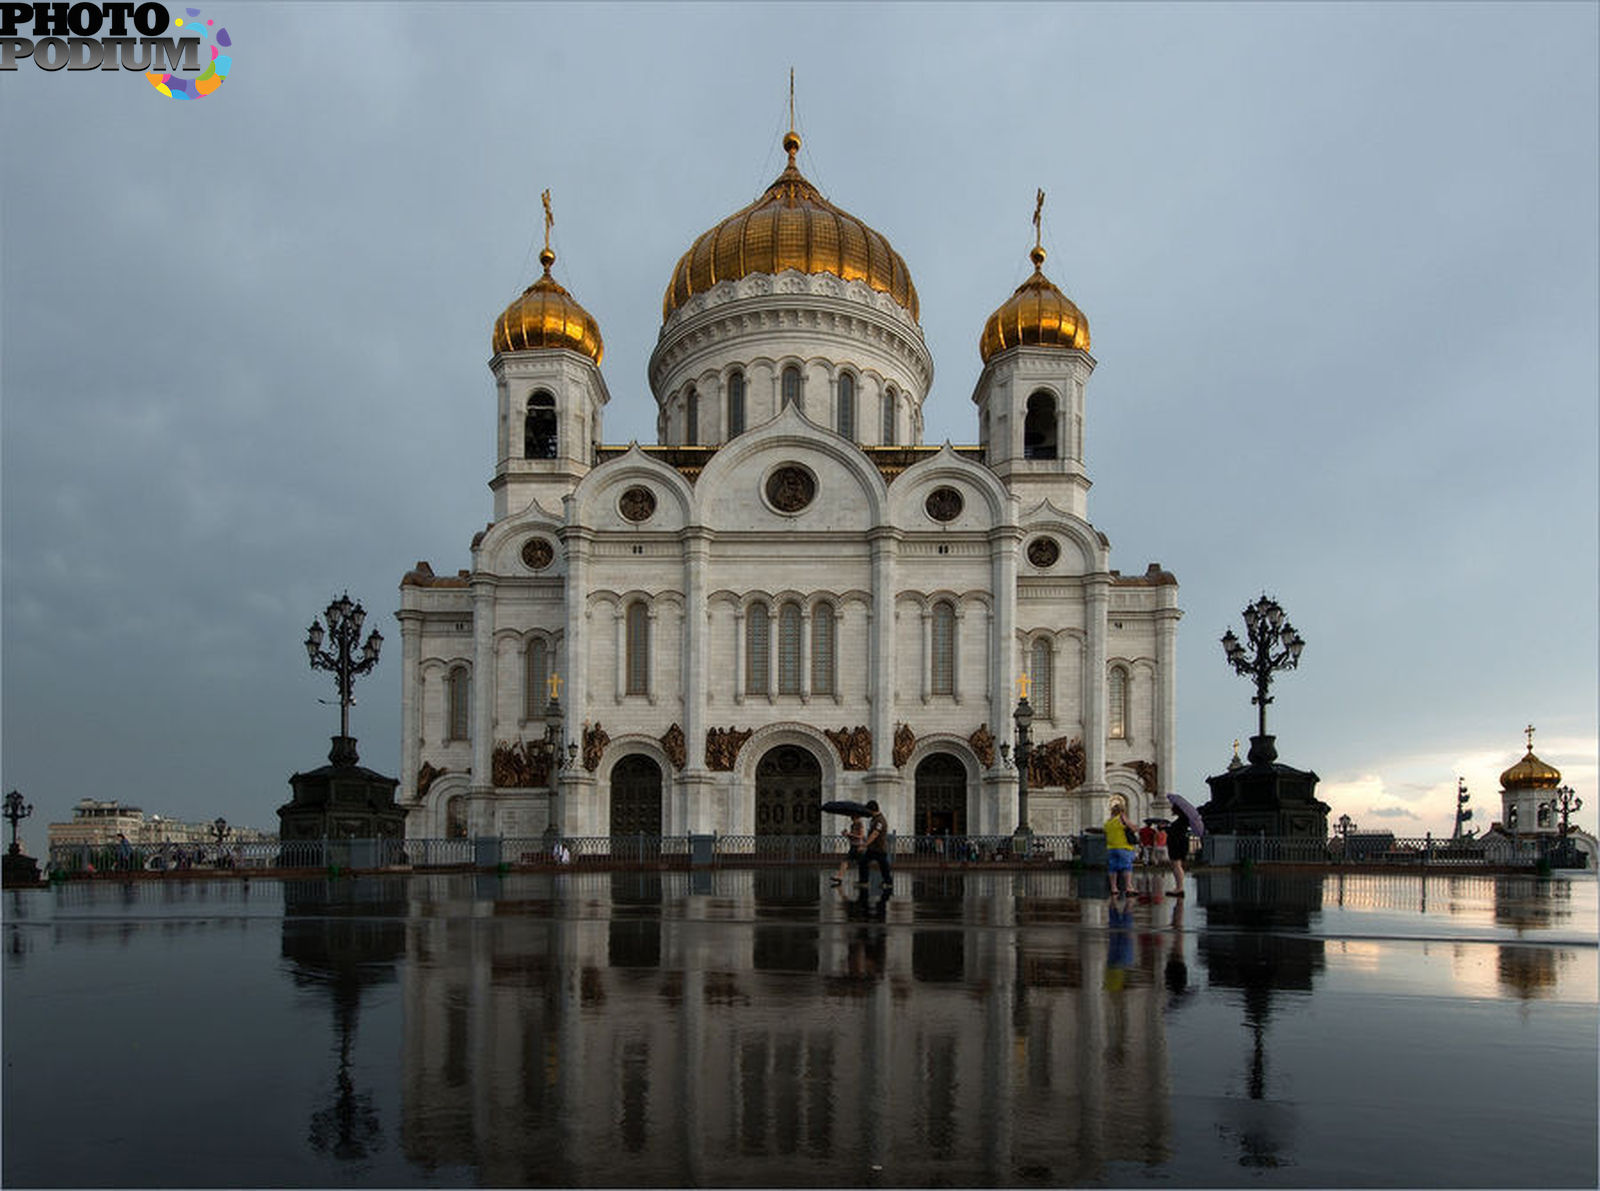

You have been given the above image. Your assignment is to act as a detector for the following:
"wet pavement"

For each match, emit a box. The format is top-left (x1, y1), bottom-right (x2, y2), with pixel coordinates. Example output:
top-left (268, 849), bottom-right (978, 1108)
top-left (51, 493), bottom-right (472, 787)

top-left (3, 868), bottom-right (1595, 1187)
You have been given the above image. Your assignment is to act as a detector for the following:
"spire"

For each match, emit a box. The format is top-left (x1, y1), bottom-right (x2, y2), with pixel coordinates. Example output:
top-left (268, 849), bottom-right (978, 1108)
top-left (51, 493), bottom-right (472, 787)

top-left (1031, 188), bottom-right (1046, 270)
top-left (782, 68), bottom-right (801, 163)
top-left (539, 188), bottom-right (555, 273)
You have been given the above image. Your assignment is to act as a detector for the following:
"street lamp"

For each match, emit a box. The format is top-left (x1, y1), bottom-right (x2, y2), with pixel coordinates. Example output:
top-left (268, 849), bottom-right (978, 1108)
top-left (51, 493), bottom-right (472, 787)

top-left (305, 592), bottom-right (384, 765)
top-left (538, 676), bottom-right (576, 847)
top-left (1222, 594), bottom-right (1305, 761)
top-left (211, 816), bottom-right (230, 846)
top-left (1539, 785), bottom-right (1582, 864)
top-left (1336, 813), bottom-right (1354, 858)
top-left (4, 790), bottom-right (33, 857)
top-left (1013, 675), bottom-right (1035, 844)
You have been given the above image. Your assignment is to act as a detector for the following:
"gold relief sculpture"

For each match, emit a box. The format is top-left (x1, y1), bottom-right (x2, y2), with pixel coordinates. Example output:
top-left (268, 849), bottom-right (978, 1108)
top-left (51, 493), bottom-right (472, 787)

top-left (416, 761), bottom-right (447, 798)
top-left (824, 725), bottom-right (872, 770)
top-left (765, 466), bottom-right (816, 513)
top-left (1028, 735), bottom-right (1085, 790)
top-left (1127, 759), bottom-right (1158, 794)
top-left (582, 722), bottom-right (610, 772)
top-left (892, 723), bottom-right (916, 768)
top-left (492, 741), bottom-right (551, 789)
top-left (969, 724), bottom-right (996, 768)
top-left (661, 723), bottom-right (687, 771)
top-left (705, 726), bottom-right (753, 771)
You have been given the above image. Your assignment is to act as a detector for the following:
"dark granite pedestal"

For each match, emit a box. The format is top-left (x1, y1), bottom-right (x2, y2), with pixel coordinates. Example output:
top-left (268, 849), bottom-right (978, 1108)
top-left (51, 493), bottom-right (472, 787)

top-left (3, 849), bottom-right (43, 887)
top-left (1201, 735), bottom-right (1329, 838)
top-left (279, 736), bottom-right (406, 848)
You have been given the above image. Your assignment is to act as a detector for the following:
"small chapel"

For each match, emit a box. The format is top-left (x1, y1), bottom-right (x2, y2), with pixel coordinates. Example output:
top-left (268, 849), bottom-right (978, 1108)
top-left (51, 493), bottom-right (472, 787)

top-left (396, 119), bottom-right (1180, 844)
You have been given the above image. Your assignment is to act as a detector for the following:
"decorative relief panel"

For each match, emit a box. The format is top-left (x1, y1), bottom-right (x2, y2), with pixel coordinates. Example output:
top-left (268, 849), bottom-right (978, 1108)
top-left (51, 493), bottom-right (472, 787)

top-left (520, 538), bottom-right (554, 570)
top-left (619, 487), bottom-right (656, 523)
top-left (824, 725), bottom-right (872, 770)
top-left (416, 761), bottom-right (447, 799)
top-left (924, 487), bottom-right (963, 522)
top-left (492, 740), bottom-right (551, 789)
top-left (892, 723), bottom-right (916, 768)
top-left (765, 465), bottom-right (816, 513)
top-left (968, 724), bottom-right (996, 768)
top-left (582, 722), bottom-right (610, 771)
top-left (1026, 537), bottom-right (1061, 568)
top-left (1125, 759), bottom-right (1158, 794)
top-left (1028, 735), bottom-right (1085, 790)
top-left (661, 723), bottom-right (687, 771)
top-left (705, 726), bottom-right (753, 771)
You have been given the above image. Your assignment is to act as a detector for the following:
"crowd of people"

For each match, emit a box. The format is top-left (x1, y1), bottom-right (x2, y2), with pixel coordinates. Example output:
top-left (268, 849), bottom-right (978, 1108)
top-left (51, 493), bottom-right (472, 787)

top-left (1103, 798), bottom-right (1192, 898)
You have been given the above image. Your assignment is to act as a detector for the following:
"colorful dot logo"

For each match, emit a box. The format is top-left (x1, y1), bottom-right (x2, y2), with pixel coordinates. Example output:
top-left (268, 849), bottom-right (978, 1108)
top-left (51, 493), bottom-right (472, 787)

top-left (146, 8), bottom-right (231, 99)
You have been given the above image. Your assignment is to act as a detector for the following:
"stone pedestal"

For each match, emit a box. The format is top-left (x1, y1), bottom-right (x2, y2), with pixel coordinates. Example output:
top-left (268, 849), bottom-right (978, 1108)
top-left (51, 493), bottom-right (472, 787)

top-left (1200, 735), bottom-right (1328, 838)
top-left (279, 737), bottom-right (407, 844)
top-left (3, 849), bottom-right (42, 887)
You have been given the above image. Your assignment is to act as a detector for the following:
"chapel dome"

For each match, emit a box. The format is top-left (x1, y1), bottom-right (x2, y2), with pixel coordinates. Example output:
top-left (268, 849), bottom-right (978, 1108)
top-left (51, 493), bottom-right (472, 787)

top-left (1500, 748), bottom-right (1561, 791)
top-left (493, 249), bottom-right (604, 362)
top-left (662, 131), bottom-right (919, 323)
top-left (979, 245), bottom-right (1090, 363)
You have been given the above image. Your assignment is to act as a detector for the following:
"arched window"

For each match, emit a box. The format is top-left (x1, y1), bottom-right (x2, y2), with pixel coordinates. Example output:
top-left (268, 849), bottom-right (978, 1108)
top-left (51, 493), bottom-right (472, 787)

top-left (837, 373), bottom-right (856, 437)
top-left (782, 365), bottom-right (802, 411)
top-left (685, 386), bottom-right (698, 445)
top-left (882, 388), bottom-right (898, 445)
top-left (778, 603), bottom-right (803, 694)
top-left (1109, 665), bottom-right (1128, 740)
top-left (746, 602), bottom-right (770, 695)
top-left (626, 602), bottom-right (650, 696)
top-left (525, 391), bottom-right (557, 459)
top-left (811, 602), bottom-right (836, 695)
top-left (524, 638), bottom-right (548, 720)
top-left (1031, 638), bottom-right (1053, 719)
top-left (727, 370), bottom-right (746, 436)
top-left (447, 666), bottom-right (470, 741)
top-left (931, 601), bottom-right (955, 695)
top-left (1024, 390), bottom-right (1058, 459)
top-left (446, 796), bottom-right (467, 839)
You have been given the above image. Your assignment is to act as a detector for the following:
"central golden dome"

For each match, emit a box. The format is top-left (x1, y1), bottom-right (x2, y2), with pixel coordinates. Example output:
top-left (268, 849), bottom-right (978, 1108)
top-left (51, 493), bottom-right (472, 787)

top-left (663, 132), bottom-right (919, 323)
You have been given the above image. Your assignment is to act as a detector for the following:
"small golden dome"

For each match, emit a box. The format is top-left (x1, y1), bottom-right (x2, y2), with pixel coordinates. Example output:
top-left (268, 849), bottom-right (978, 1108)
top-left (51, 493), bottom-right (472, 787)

top-left (493, 248), bottom-right (603, 362)
top-left (662, 131), bottom-right (919, 323)
top-left (979, 245), bottom-right (1090, 363)
top-left (1500, 748), bottom-right (1561, 791)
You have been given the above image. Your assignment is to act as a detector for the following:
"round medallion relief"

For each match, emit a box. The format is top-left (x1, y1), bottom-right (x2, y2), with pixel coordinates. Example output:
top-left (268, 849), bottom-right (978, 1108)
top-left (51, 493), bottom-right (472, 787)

top-left (619, 486), bottom-right (657, 522)
top-left (765, 465), bottom-right (816, 513)
top-left (1027, 536), bottom-right (1061, 568)
top-left (520, 537), bottom-right (554, 570)
top-left (925, 486), bottom-right (964, 522)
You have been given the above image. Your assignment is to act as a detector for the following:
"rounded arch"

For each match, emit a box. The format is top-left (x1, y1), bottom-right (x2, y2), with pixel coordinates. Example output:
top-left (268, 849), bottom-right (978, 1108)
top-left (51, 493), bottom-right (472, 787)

top-left (735, 723), bottom-right (840, 789)
top-left (419, 770), bottom-right (471, 840)
top-left (894, 446), bottom-right (1013, 525)
top-left (1106, 770), bottom-right (1146, 822)
top-left (606, 751), bottom-right (664, 837)
top-left (911, 745), bottom-right (979, 839)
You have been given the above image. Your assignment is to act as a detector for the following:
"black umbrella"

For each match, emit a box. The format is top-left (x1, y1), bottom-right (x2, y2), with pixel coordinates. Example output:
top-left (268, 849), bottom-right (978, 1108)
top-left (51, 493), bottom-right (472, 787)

top-left (821, 799), bottom-right (873, 817)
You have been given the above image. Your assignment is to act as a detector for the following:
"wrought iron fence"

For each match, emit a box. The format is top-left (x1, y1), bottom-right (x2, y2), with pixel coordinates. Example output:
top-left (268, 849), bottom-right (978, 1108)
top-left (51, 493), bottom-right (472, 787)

top-left (1201, 833), bottom-right (1570, 869)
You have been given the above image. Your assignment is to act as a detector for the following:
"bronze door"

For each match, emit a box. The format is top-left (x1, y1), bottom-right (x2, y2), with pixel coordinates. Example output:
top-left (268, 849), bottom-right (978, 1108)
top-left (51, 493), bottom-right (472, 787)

top-left (915, 753), bottom-right (967, 836)
top-left (610, 755), bottom-right (663, 837)
top-left (754, 745), bottom-right (822, 837)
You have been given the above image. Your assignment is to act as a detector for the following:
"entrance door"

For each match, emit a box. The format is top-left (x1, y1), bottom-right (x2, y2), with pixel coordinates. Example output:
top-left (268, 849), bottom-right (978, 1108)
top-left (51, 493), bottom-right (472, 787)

top-left (754, 746), bottom-right (822, 843)
top-left (915, 753), bottom-right (967, 838)
top-left (610, 755), bottom-right (663, 837)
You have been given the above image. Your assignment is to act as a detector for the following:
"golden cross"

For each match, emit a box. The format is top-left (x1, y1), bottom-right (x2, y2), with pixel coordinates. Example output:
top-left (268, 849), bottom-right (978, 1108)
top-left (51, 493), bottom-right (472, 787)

top-left (541, 189), bottom-right (554, 253)
top-left (1525, 723), bottom-right (1535, 752)
top-left (788, 67), bottom-right (795, 132)
top-left (548, 672), bottom-right (563, 701)
top-left (1017, 671), bottom-right (1031, 699)
top-left (1033, 188), bottom-right (1044, 251)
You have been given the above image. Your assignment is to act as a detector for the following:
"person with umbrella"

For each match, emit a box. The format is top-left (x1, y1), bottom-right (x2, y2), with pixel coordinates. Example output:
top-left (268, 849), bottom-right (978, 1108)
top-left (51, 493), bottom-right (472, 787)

top-left (832, 811), bottom-right (866, 886)
top-left (1165, 793), bottom-right (1203, 896)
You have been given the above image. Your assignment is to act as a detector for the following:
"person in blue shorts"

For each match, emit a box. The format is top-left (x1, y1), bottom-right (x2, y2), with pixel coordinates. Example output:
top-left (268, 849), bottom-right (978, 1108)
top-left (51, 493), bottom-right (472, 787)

top-left (1104, 804), bottom-right (1138, 896)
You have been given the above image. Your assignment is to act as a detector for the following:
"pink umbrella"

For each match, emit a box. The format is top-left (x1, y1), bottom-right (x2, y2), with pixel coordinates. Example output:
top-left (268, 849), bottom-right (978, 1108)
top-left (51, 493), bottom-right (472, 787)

top-left (1167, 792), bottom-right (1205, 837)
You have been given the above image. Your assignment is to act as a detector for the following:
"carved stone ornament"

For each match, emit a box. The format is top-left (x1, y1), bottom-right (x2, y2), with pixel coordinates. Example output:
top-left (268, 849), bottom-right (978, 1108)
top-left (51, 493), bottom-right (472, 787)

top-left (925, 486), bottom-right (963, 522)
top-left (416, 761), bottom-right (447, 798)
top-left (765, 465), bottom-right (816, 513)
top-left (520, 537), bottom-right (554, 570)
top-left (892, 723), bottom-right (916, 768)
top-left (661, 723), bottom-right (687, 771)
top-left (1127, 759), bottom-right (1159, 795)
top-left (705, 727), bottom-right (753, 771)
top-left (969, 724), bottom-right (996, 768)
top-left (824, 725), bottom-right (872, 770)
top-left (1027, 536), bottom-right (1061, 568)
top-left (582, 722), bottom-right (610, 771)
top-left (492, 740), bottom-right (551, 789)
top-left (1028, 735), bottom-right (1085, 790)
top-left (619, 486), bottom-right (657, 523)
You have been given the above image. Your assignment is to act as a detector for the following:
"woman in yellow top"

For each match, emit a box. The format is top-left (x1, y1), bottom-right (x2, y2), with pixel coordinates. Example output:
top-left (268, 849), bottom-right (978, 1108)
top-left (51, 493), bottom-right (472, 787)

top-left (1104, 805), bottom-right (1138, 896)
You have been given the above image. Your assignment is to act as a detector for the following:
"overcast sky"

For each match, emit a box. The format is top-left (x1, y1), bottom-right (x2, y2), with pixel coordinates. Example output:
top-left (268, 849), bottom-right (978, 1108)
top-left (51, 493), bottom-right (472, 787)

top-left (3, 2), bottom-right (1595, 845)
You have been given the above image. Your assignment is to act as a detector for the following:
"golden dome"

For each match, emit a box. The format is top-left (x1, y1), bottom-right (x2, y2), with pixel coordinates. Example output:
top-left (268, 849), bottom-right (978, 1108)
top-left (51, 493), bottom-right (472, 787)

top-left (1500, 748), bottom-right (1561, 791)
top-left (493, 248), bottom-right (603, 362)
top-left (662, 132), bottom-right (919, 323)
top-left (980, 245), bottom-right (1090, 363)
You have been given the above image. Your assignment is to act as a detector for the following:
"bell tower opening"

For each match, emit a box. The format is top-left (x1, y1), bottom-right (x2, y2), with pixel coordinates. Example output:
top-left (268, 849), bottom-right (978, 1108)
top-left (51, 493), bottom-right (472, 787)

top-left (1024, 390), bottom-right (1058, 459)
top-left (524, 391), bottom-right (557, 459)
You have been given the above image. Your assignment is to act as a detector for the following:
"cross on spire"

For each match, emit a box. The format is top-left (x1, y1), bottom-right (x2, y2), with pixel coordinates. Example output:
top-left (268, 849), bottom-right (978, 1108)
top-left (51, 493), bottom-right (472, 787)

top-left (548, 672), bottom-right (563, 701)
top-left (1525, 723), bottom-right (1536, 752)
top-left (1033, 188), bottom-right (1044, 250)
top-left (1017, 671), bottom-right (1031, 699)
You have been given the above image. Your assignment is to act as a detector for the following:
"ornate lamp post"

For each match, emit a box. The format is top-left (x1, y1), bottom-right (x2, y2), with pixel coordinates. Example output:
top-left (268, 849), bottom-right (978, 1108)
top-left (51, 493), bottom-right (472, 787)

top-left (305, 592), bottom-right (384, 766)
top-left (1221, 594), bottom-right (1305, 764)
top-left (538, 676), bottom-right (578, 848)
top-left (1539, 785), bottom-right (1582, 865)
top-left (1506, 801), bottom-right (1519, 858)
top-left (1013, 674), bottom-right (1035, 846)
top-left (4, 790), bottom-right (33, 856)
top-left (212, 817), bottom-right (230, 846)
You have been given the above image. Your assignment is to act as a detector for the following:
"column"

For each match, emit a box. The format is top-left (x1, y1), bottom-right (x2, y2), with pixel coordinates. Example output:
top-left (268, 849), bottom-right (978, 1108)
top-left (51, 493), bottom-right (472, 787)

top-left (1155, 605), bottom-right (1180, 796)
top-left (398, 609), bottom-right (423, 810)
top-left (558, 526), bottom-right (595, 837)
top-left (1084, 577), bottom-right (1110, 802)
top-left (865, 528), bottom-right (900, 805)
top-left (470, 579), bottom-right (497, 834)
top-left (989, 526), bottom-right (1021, 835)
top-left (680, 528), bottom-right (713, 834)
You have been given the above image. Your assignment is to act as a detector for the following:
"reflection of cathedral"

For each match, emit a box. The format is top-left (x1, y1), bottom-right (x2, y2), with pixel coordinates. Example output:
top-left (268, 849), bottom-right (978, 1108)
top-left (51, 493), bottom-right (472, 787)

top-left (397, 871), bottom-right (1179, 1184)
top-left (397, 119), bottom-right (1179, 844)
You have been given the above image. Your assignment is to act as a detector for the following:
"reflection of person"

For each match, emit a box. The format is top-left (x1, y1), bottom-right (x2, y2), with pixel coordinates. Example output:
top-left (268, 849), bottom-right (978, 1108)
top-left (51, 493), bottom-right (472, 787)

top-left (833, 814), bottom-right (865, 886)
top-left (1166, 812), bottom-right (1190, 897)
top-left (1104, 806), bottom-right (1137, 895)
top-left (1104, 897), bottom-right (1135, 990)
top-left (858, 800), bottom-right (892, 892)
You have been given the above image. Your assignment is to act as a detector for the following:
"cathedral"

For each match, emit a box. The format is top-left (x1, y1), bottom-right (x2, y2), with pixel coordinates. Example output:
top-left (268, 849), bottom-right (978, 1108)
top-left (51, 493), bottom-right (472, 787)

top-left (397, 123), bottom-right (1180, 844)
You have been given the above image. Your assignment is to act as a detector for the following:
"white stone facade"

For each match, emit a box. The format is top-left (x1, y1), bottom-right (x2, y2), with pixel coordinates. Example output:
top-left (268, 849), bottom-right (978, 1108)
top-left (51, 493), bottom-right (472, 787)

top-left (398, 174), bottom-right (1180, 844)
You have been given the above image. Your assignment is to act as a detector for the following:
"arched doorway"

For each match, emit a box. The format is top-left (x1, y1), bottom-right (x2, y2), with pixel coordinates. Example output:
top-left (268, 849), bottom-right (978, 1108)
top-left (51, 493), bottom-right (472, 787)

top-left (915, 753), bottom-right (968, 838)
top-left (754, 745), bottom-right (822, 846)
top-left (610, 755), bottom-right (663, 837)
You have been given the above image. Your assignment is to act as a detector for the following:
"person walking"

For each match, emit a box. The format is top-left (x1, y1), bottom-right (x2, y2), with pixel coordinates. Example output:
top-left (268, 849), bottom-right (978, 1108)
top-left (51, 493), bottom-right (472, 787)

top-left (1165, 808), bottom-right (1191, 897)
top-left (1104, 804), bottom-right (1138, 896)
top-left (832, 814), bottom-right (865, 885)
top-left (857, 800), bottom-right (892, 892)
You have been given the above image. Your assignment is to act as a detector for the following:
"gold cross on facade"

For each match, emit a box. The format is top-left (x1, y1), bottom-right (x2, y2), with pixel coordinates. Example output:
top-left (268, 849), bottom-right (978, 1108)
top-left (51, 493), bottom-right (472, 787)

top-left (540, 189), bottom-right (554, 252)
top-left (1017, 672), bottom-right (1031, 699)
top-left (548, 672), bottom-right (563, 701)
top-left (1033, 188), bottom-right (1045, 252)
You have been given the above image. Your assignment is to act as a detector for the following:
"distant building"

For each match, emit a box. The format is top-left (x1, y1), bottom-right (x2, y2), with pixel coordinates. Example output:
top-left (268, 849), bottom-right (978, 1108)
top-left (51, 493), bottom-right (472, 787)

top-left (1478, 730), bottom-right (1595, 869)
top-left (46, 800), bottom-right (275, 851)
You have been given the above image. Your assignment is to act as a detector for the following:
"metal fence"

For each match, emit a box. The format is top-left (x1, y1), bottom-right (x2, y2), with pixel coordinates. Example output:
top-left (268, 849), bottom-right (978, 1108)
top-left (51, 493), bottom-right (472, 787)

top-left (1201, 833), bottom-right (1583, 870)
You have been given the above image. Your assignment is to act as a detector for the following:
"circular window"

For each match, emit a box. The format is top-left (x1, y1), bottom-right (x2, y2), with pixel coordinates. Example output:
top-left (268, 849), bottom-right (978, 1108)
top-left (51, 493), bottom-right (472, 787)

top-left (619, 486), bottom-right (657, 522)
top-left (925, 487), bottom-right (963, 522)
top-left (765, 465), bottom-right (816, 513)
top-left (520, 538), bottom-right (554, 570)
top-left (1027, 536), bottom-right (1061, 568)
